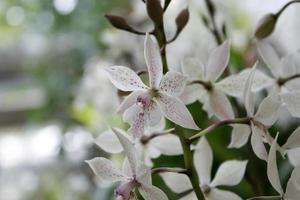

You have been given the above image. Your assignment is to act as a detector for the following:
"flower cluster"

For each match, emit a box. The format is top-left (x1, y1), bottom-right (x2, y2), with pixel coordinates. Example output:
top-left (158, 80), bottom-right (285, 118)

top-left (86, 1), bottom-right (300, 200)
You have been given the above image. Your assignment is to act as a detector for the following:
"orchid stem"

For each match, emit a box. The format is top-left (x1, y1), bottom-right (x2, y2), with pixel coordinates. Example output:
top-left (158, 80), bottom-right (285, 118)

top-left (151, 167), bottom-right (189, 174)
top-left (176, 125), bottom-right (206, 200)
top-left (245, 195), bottom-right (282, 200)
top-left (189, 117), bottom-right (250, 142)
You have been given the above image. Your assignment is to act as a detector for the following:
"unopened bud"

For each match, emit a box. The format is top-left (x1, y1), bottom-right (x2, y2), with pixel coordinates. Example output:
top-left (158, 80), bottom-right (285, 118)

top-left (255, 14), bottom-right (278, 39)
top-left (175, 8), bottom-right (189, 34)
top-left (146, 0), bottom-right (163, 26)
top-left (105, 15), bottom-right (133, 32)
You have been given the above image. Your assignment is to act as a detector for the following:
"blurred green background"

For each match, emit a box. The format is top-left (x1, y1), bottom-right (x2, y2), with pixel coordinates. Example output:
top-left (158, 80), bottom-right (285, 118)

top-left (0, 0), bottom-right (299, 200)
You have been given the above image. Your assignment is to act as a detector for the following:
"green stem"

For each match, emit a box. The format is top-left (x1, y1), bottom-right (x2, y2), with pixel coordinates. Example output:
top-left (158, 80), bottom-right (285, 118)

top-left (176, 125), bottom-right (205, 200)
top-left (189, 117), bottom-right (250, 142)
top-left (278, 73), bottom-right (300, 86)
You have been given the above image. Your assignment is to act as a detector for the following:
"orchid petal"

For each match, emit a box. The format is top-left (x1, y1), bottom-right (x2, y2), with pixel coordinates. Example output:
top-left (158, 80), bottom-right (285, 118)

top-left (287, 148), bottom-right (300, 167)
top-left (216, 68), bottom-right (273, 98)
top-left (254, 91), bottom-right (281, 126)
top-left (283, 127), bottom-right (300, 150)
top-left (95, 129), bottom-right (124, 154)
top-left (179, 84), bottom-right (205, 105)
top-left (105, 66), bottom-right (147, 91)
top-left (207, 188), bottom-right (242, 200)
top-left (126, 107), bottom-right (146, 139)
top-left (244, 65), bottom-right (257, 116)
top-left (206, 40), bottom-right (230, 81)
top-left (86, 157), bottom-right (126, 182)
top-left (144, 33), bottom-right (163, 88)
top-left (285, 166), bottom-right (300, 199)
top-left (150, 134), bottom-right (183, 155)
top-left (279, 54), bottom-right (298, 79)
top-left (181, 58), bottom-right (205, 80)
top-left (228, 124), bottom-right (251, 148)
top-left (267, 134), bottom-right (284, 195)
top-left (145, 101), bottom-right (163, 127)
top-left (156, 93), bottom-right (200, 130)
top-left (160, 172), bottom-right (193, 193)
top-left (208, 89), bottom-right (235, 120)
top-left (112, 128), bottom-right (138, 175)
top-left (159, 71), bottom-right (187, 96)
top-left (136, 164), bottom-right (152, 187)
top-left (117, 90), bottom-right (144, 114)
top-left (281, 91), bottom-right (300, 118)
top-left (194, 137), bottom-right (213, 185)
top-left (257, 41), bottom-right (281, 78)
top-left (210, 160), bottom-right (247, 187)
top-left (139, 185), bottom-right (169, 200)
top-left (250, 123), bottom-right (268, 161)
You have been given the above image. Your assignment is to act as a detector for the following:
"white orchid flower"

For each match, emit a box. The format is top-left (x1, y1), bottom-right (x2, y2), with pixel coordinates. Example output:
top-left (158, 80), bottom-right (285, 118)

top-left (86, 128), bottom-right (168, 200)
top-left (257, 41), bottom-right (300, 118)
top-left (105, 33), bottom-right (199, 138)
top-left (281, 127), bottom-right (300, 167)
top-left (180, 40), bottom-right (235, 120)
top-left (161, 137), bottom-right (247, 200)
top-left (267, 134), bottom-right (300, 200)
top-left (229, 64), bottom-right (281, 161)
top-left (95, 120), bottom-right (182, 167)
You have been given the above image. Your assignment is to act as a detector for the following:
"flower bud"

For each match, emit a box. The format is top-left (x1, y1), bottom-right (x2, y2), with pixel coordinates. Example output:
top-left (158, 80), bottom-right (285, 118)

top-left (255, 14), bottom-right (278, 39)
top-left (146, 0), bottom-right (163, 26)
top-left (105, 15), bottom-right (133, 32)
top-left (175, 8), bottom-right (189, 34)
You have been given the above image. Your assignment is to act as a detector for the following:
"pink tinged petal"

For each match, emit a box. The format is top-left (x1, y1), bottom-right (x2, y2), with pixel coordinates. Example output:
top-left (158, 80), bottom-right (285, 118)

top-left (208, 89), bottom-right (235, 120)
top-left (160, 172), bottom-right (192, 193)
top-left (206, 40), bottom-right (230, 81)
top-left (285, 166), bottom-right (300, 199)
top-left (155, 93), bottom-right (200, 130)
top-left (112, 128), bottom-right (138, 175)
top-left (257, 41), bottom-right (281, 78)
top-left (122, 158), bottom-right (133, 177)
top-left (267, 134), bottom-right (284, 195)
top-left (144, 33), bottom-right (163, 88)
top-left (179, 84), bottom-right (205, 105)
top-left (287, 148), bottom-right (300, 167)
top-left (159, 71), bottom-right (187, 96)
top-left (85, 157), bottom-right (126, 182)
top-left (206, 188), bottom-right (242, 200)
top-left (281, 91), bottom-right (300, 118)
top-left (228, 124), bottom-right (251, 148)
top-left (244, 65), bottom-right (257, 117)
top-left (254, 91), bottom-right (281, 126)
top-left (283, 127), bottom-right (300, 150)
top-left (139, 185), bottom-right (169, 200)
top-left (145, 101), bottom-right (162, 127)
top-left (123, 105), bottom-right (141, 125)
top-left (105, 66), bottom-right (148, 91)
top-left (117, 90), bottom-right (145, 114)
top-left (95, 129), bottom-right (124, 154)
top-left (181, 58), bottom-right (206, 81)
top-left (210, 160), bottom-right (248, 187)
top-left (150, 134), bottom-right (183, 155)
top-left (128, 111), bottom-right (146, 139)
top-left (115, 181), bottom-right (136, 200)
top-left (250, 123), bottom-right (268, 161)
top-left (194, 137), bottom-right (213, 185)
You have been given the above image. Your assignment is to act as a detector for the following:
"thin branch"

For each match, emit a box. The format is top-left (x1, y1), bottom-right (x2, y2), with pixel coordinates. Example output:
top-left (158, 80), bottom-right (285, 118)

top-left (189, 117), bottom-right (250, 142)
top-left (277, 0), bottom-right (300, 16)
top-left (246, 195), bottom-right (282, 200)
top-left (278, 73), bottom-right (300, 86)
top-left (151, 167), bottom-right (189, 174)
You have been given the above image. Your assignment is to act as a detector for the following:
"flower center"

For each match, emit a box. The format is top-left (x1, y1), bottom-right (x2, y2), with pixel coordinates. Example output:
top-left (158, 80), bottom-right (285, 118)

top-left (137, 93), bottom-right (152, 108)
top-left (201, 184), bottom-right (211, 194)
top-left (115, 180), bottom-right (138, 200)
